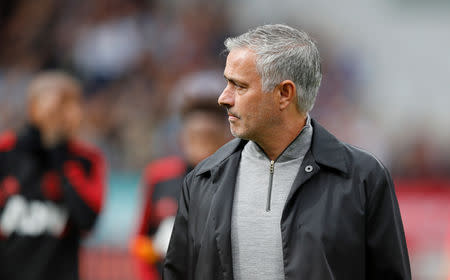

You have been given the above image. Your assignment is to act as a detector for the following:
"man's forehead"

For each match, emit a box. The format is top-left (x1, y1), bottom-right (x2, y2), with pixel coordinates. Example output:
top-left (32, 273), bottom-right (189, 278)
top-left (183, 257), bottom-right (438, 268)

top-left (226, 48), bottom-right (255, 66)
top-left (224, 48), bottom-right (259, 79)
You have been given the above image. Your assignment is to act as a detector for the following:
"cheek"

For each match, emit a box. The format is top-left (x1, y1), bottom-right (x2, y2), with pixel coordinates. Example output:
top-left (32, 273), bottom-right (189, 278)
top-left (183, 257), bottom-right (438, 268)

top-left (63, 106), bottom-right (83, 133)
top-left (237, 97), bottom-right (256, 119)
top-left (245, 100), bottom-right (266, 122)
top-left (68, 105), bottom-right (82, 121)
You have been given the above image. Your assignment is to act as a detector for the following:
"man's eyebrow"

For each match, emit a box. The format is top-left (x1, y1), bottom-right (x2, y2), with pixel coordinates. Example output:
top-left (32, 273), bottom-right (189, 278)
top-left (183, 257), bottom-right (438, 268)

top-left (224, 75), bottom-right (247, 86)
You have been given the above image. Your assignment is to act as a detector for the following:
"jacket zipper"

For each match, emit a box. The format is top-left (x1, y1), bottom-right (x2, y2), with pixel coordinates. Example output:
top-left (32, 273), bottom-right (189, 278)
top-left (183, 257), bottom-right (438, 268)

top-left (266, 160), bottom-right (275, 212)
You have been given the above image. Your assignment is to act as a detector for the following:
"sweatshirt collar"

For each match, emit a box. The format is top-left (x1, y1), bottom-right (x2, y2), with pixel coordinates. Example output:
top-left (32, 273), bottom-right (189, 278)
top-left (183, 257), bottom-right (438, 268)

top-left (244, 115), bottom-right (313, 163)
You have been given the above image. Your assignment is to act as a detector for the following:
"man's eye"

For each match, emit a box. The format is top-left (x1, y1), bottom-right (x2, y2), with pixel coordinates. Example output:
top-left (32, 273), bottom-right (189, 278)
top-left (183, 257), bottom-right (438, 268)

top-left (227, 80), bottom-right (246, 89)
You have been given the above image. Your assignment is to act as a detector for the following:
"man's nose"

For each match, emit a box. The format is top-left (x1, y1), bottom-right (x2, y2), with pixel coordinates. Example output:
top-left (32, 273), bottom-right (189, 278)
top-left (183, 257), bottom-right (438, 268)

top-left (218, 87), bottom-right (234, 107)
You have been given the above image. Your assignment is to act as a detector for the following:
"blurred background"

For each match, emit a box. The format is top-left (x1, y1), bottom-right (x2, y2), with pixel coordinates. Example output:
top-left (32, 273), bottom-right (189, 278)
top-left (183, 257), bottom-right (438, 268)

top-left (0, 0), bottom-right (449, 279)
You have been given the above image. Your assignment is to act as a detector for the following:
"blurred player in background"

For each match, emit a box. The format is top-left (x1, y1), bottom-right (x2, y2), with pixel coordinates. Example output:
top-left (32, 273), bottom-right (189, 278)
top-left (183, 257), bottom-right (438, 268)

top-left (0, 71), bottom-right (106, 280)
top-left (131, 72), bottom-right (232, 280)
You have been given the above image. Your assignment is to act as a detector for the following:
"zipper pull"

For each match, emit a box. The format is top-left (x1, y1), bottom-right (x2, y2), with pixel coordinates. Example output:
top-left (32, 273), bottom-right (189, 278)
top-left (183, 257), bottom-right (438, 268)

top-left (266, 160), bottom-right (275, 212)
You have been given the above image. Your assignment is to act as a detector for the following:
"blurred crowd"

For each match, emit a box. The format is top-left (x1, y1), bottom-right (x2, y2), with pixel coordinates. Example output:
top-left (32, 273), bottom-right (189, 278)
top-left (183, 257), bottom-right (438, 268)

top-left (1, 0), bottom-right (449, 177)
top-left (0, 0), bottom-right (229, 171)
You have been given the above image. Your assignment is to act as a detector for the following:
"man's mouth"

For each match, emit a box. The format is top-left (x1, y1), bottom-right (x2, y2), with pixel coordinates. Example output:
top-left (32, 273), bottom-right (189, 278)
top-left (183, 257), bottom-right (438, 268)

top-left (227, 111), bottom-right (239, 120)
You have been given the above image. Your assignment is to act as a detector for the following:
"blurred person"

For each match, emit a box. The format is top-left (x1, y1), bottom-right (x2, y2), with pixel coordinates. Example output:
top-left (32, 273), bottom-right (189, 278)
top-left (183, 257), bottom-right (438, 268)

top-left (131, 86), bottom-right (231, 280)
top-left (0, 71), bottom-right (106, 280)
top-left (164, 24), bottom-right (411, 279)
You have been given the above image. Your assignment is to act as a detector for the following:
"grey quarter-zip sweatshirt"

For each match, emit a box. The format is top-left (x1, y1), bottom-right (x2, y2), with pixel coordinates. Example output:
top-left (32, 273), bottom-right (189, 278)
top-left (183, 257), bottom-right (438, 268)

top-left (231, 116), bottom-right (313, 280)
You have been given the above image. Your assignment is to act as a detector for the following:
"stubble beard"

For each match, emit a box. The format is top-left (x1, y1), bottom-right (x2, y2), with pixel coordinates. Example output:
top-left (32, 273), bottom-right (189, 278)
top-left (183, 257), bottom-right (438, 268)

top-left (229, 121), bottom-right (247, 140)
top-left (229, 120), bottom-right (257, 141)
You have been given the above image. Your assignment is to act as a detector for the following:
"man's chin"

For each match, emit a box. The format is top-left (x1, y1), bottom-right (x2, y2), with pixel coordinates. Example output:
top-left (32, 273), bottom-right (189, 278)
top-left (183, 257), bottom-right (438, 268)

top-left (230, 129), bottom-right (240, 138)
top-left (230, 129), bottom-right (250, 140)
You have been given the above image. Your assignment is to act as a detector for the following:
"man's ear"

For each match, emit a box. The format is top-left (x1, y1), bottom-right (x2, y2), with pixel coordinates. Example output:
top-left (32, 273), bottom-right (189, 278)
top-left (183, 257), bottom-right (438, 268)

top-left (278, 80), bottom-right (296, 111)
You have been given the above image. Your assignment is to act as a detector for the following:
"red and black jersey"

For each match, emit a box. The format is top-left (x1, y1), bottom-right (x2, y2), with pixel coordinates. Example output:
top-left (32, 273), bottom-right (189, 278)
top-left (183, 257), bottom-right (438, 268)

top-left (132, 156), bottom-right (191, 280)
top-left (0, 125), bottom-right (106, 280)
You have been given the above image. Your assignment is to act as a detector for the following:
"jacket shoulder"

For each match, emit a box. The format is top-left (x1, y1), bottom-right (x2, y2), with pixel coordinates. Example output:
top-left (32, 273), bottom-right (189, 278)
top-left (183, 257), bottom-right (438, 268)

top-left (310, 119), bottom-right (387, 177)
top-left (342, 142), bottom-right (389, 178)
top-left (69, 140), bottom-right (103, 157)
top-left (194, 138), bottom-right (245, 176)
top-left (68, 140), bottom-right (106, 168)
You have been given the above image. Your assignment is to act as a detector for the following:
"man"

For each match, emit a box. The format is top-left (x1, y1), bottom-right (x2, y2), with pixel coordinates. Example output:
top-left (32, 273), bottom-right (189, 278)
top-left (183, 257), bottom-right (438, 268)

top-left (0, 71), bottom-right (106, 280)
top-left (131, 74), bottom-right (231, 280)
top-left (163, 24), bottom-right (411, 279)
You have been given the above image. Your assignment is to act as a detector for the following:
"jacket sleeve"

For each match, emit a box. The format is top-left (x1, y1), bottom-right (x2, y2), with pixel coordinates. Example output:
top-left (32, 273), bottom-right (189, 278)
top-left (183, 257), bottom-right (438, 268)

top-left (163, 172), bottom-right (191, 280)
top-left (50, 143), bottom-right (106, 232)
top-left (365, 166), bottom-right (411, 279)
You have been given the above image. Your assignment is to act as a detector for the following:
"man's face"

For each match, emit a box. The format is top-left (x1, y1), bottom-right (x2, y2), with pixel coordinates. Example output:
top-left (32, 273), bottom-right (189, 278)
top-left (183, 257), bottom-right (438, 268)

top-left (218, 48), bottom-right (279, 142)
top-left (31, 90), bottom-right (82, 146)
top-left (181, 112), bottom-right (230, 166)
top-left (60, 93), bottom-right (82, 139)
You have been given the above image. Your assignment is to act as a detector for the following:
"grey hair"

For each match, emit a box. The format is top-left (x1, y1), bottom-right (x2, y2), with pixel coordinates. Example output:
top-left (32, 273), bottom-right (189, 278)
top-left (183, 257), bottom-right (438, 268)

top-left (224, 24), bottom-right (322, 113)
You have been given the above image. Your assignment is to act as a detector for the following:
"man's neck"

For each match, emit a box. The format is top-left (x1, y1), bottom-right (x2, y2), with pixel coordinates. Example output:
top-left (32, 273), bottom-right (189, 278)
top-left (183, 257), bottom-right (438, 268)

top-left (255, 114), bottom-right (307, 161)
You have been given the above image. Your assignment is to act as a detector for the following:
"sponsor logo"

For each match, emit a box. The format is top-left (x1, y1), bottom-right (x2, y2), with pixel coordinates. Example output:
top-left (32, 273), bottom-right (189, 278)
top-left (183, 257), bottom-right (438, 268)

top-left (0, 195), bottom-right (68, 237)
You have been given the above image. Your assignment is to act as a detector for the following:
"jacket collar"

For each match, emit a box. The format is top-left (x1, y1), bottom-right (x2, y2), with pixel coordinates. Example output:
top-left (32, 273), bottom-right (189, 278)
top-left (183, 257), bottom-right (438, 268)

top-left (309, 118), bottom-right (349, 175)
top-left (197, 118), bottom-right (349, 176)
top-left (197, 137), bottom-right (247, 175)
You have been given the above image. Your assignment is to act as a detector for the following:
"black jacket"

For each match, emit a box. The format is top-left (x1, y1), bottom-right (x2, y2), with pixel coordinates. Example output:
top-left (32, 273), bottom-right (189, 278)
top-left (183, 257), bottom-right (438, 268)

top-left (164, 119), bottom-right (411, 280)
top-left (0, 125), bottom-right (106, 280)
